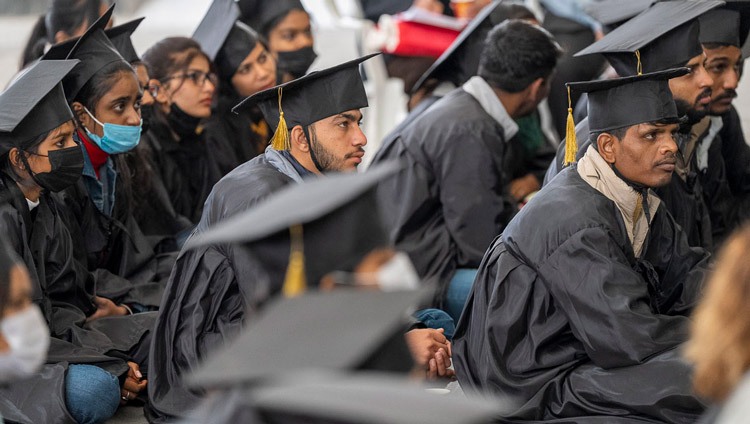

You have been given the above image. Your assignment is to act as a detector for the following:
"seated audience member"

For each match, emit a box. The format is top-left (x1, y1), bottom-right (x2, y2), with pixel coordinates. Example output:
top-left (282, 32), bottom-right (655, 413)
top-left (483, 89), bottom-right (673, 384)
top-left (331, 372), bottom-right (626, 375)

top-left (453, 68), bottom-right (710, 422)
top-left (237, 0), bottom-right (315, 83)
top-left (146, 163), bottom-right (450, 422)
top-left (195, 0), bottom-right (277, 175)
top-left (42, 9), bottom-right (174, 310)
top-left (0, 59), bottom-right (152, 424)
top-left (139, 37), bottom-right (222, 226)
top-left (687, 224), bottom-right (750, 424)
top-left (20, 0), bottom-right (111, 68)
top-left (372, 20), bottom-right (561, 324)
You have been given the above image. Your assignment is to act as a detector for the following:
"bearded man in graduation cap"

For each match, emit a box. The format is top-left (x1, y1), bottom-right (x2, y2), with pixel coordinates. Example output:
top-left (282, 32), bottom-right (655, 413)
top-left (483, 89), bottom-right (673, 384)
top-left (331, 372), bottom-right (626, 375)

top-left (454, 68), bottom-right (711, 422)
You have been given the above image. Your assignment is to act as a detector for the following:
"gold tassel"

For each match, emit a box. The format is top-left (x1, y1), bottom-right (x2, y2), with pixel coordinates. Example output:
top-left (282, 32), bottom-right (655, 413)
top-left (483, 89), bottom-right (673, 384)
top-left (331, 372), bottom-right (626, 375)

top-left (563, 85), bottom-right (577, 166)
top-left (635, 50), bottom-right (642, 76)
top-left (270, 87), bottom-right (290, 150)
top-left (282, 224), bottom-right (307, 297)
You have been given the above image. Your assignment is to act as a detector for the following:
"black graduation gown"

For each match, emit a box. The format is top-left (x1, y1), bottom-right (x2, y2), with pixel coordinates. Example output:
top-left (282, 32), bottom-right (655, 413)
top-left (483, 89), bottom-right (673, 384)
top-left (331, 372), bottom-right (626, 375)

top-left (138, 112), bottom-right (222, 225)
top-left (56, 154), bottom-right (175, 309)
top-left (371, 88), bottom-right (517, 301)
top-left (204, 92), bottom-right (268, 177)
top-left (0, 174), bottom-right (154, 423)
top-left (453, 166), bottom-right (709, 423)
top-left (145, 154), bottom-right (293, 423)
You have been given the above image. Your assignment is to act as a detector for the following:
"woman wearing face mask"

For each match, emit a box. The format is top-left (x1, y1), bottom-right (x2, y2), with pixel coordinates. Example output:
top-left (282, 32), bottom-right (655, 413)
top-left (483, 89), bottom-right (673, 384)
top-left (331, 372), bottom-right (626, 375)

top-left (45, 10), bottom-right (175, 311)
top-left (0, 59), bottom-right (153, 424)
top-left (20, 0), bottom-right (111, 69)
top-left (238, 0), bottom-right (316, 83)
top-left (139, 37), bottom-right (222, 227)
top-left (196, 1), bottom-right (277, 175)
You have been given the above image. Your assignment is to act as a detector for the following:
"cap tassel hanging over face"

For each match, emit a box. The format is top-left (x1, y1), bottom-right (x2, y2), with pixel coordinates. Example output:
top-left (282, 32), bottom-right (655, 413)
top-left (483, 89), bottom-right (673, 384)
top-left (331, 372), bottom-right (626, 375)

top-left (563, 85), bottom-right (577, 166)
top-left (270, 87), bottom-right (290, 151)
top-left (282, 224), bottom-right (307, 297)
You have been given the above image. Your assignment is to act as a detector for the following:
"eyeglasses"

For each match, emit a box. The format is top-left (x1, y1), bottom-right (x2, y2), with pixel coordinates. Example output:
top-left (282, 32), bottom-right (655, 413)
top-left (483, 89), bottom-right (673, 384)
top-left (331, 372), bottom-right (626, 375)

top-left (162, 70), bottom-right (218, 88)
top-left (144, 80), bottom-right (160, 98)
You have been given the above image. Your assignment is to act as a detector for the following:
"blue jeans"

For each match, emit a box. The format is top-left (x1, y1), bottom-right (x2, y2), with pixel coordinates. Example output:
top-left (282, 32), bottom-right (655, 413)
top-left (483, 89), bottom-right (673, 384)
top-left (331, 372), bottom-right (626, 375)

top-left (65, 364), bottom-right (120, 424)
top-left (444, 268), bottom-right (477, 323)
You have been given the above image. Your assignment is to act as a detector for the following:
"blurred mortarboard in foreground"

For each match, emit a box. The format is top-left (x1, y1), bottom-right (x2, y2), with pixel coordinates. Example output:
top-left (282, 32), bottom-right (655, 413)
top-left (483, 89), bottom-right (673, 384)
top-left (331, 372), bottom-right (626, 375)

top-left (186, 161), bottom-right (400, 296)
top-left (193, 0), bottom-right (261, 81)
top-left (106, 18), bottom-right (144, 63)
top-left (575, 0), bottom-right (723, 75)
top-left (0, 60), bottom-right (79, 154)
top-left (183, 371), bottom-right (509, 424)
top-left (568, 67), bottom-right (689, 133)
top-left (237, 0), bottom-right (306, 34)
top-left (585, 0), bottom-right (654, 28)
top-left (41, 5), bottom-right (125, 102)
top-left (232, 54), bottom-right (377, 151)
top-left (699, 1), bottom-right (750, 48)
top-left (411, 1), bottom-right (501, 94)
top-left (187, 288), bottom-right (429, 389)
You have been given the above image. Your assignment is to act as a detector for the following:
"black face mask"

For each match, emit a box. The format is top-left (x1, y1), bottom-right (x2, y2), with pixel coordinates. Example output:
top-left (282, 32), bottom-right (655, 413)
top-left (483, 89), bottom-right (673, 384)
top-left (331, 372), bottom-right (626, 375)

top-left (168, 103), bottom-right (203, 139)
top-left (276, 47), bottom-right (317, 81)
top-left (140, 104), bottom-right (154, 135)
top-left (22, 145), bottom-right (84, 193)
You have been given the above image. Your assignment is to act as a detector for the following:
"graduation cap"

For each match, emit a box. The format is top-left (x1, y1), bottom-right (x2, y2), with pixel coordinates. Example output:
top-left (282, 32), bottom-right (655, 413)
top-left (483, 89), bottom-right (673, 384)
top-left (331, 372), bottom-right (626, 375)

top-left (699, 1), bottom-right (750, 48)
top-left (584, 0), bottom-right (654, 28)
top-left (232, 54), bottom-right (377, 151)
top-left (411, 1), bottom-right (502, 94)
top-left (41, 5), bottom-right (126, 102)
top-left (575, 1), bottom-right (723, 76)
top-left (186, 161), bottom-right (400, 297)
top-left (568, 67), bottom-right (688, 137)
top-left (193, 0), bottom-right (261, 82)
top-left (106, 18), bottom-right (144, 63)
top-left (0, 60), bottom-right (79, 154)
top-left (187, 288), bottom-right (427, 389)
top-left (185, 371), bottom-right (508, 424)
top-left (237, 0), bottom-right (306, 34)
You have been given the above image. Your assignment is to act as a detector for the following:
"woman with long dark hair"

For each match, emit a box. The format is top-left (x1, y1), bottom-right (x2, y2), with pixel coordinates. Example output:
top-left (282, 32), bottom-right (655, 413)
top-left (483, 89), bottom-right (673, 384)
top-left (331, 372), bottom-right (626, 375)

top-left (20, 0), bottom-right (111, 69)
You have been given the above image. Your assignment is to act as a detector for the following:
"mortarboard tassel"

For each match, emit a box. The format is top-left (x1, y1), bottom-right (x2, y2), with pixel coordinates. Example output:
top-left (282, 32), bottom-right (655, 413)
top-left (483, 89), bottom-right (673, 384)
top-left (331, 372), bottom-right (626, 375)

top-left (635, 50), bottom-right (642, 76)
top-left (563, 85), bottom-right (577, 166)
top-left (270, 87), bottom-right (290, 151)
top-left (282, 224), bottom-right (307, 297)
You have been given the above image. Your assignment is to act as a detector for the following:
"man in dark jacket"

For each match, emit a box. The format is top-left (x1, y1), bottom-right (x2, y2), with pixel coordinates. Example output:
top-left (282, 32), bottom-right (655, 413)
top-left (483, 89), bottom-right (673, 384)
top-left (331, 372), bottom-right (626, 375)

top-left (145, 55), bottom-right (378, 423)
top-left (454, 68), bottom-right (710, 423)
top-left (372, 20), bottom-right (561, 321)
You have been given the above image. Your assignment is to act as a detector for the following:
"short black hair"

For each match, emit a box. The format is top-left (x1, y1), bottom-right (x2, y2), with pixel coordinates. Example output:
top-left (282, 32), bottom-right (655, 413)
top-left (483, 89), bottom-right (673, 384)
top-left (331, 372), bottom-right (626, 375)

top-left (589, 126), bottom-right (630, 150)
top-left (478, 19), bottom-right (562, 93)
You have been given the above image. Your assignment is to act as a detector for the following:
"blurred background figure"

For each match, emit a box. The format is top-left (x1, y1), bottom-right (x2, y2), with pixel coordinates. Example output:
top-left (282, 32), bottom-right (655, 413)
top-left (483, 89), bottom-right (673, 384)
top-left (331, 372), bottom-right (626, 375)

top-left (686, 224), bottom-right (750, 424)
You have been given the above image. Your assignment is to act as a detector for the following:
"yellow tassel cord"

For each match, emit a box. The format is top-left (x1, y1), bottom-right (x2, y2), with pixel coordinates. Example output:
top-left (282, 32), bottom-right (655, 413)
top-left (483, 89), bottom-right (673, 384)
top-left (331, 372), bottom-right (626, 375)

top-left (270, 87), bottom-right (290, 151)
top-left (563, 85), bottom-right (577, 166)
top-left (282, 224), bottom-right (307, 297)
top-left (635, 50), bottom-right (642, 76)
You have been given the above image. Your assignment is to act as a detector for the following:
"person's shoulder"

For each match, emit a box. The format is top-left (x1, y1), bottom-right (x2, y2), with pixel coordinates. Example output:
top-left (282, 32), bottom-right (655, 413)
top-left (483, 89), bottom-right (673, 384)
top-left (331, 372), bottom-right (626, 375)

top-left (215, 154), bottom-right (292, 193)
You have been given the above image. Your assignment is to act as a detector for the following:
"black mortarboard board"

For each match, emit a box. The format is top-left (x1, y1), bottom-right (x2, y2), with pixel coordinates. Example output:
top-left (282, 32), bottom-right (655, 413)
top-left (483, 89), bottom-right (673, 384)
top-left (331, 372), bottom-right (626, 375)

top-left (106, 18), bottom-right (144, 63)
top-left (0, 60), bottom-right (79, 154)
top-left (700, 2), bottom-right (750, 47)
top-left (41, 5), bottom-right (125, 102)
top-left (187, 288), bottom-right (426, 389)
top-left (411, 1), bottom-right (501, 94)
top-left (575, 1), bottom-right (723, 75)
top-left (585, 0), bottom-right (654, 27)
top-left (232, 54), bottom-right (377, 150)
top-left (237, 0), bottom-right (306, 35)
top-left (184, 371), bottom-right (508, 424)
top-left (187, 161), bottom-right (399, 294)
top-left (193, 0), bottom-right (261, 81)
top-left (567, 68), bottom-right (689, 133)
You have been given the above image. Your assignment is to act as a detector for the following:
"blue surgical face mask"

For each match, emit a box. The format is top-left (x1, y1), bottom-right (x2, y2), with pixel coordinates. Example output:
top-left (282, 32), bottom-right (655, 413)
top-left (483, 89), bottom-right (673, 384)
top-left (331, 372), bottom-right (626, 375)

top-left (83, 107), bottom-right (142, 154)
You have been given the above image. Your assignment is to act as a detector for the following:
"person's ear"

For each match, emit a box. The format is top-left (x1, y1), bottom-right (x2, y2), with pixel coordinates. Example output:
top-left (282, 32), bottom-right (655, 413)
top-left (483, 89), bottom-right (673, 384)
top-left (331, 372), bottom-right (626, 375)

top-left (597, 133), bottom-right (617, 164)
top-left (290, 125), bottom-right (309, 153)
top-left (7, 147), bottom-right (28, 176)
top-left (527, 77), bottom-right (545, 101)
top-left (70, 101), bottom-right (92, 132)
